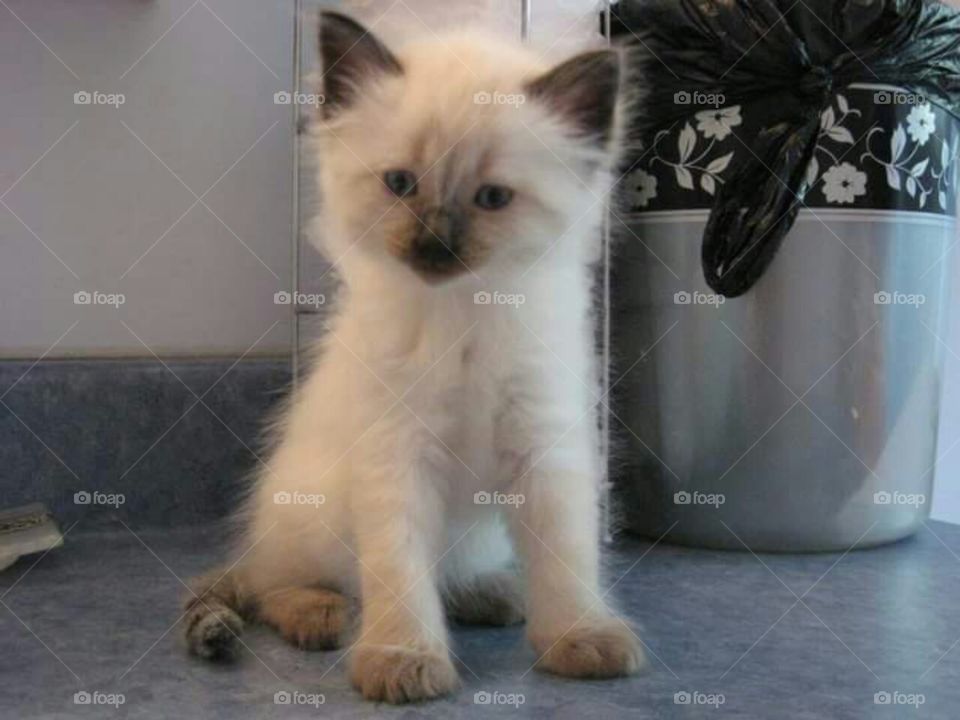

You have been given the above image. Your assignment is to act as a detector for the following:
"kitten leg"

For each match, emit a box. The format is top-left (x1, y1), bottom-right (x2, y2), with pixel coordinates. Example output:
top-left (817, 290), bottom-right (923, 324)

top-left (505, 425), bottom-right (644, 678)
top-left (258, 586), bottom-right (355, 650)
top-left (347, 439), bottom-right (459, 703)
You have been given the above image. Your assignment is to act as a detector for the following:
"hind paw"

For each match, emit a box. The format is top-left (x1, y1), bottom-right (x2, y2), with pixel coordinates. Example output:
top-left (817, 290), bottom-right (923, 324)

top-left (185, 603), bottom-right (243, 661)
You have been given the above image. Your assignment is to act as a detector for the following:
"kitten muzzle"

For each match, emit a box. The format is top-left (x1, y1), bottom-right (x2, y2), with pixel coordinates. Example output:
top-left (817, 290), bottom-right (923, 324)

top-left (407, 206), bottom-right (468, 281)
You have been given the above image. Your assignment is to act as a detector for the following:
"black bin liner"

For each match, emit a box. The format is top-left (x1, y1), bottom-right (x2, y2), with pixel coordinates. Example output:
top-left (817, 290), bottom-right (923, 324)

top-left (611, 0), bottom-right (960, 297)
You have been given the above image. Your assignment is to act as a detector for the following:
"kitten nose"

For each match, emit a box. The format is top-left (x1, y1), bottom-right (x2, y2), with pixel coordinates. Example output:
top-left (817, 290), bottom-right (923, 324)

top-left (410, 207), bottom-right (465, 272)
top-left (413, 235), bottom-right (461, 268)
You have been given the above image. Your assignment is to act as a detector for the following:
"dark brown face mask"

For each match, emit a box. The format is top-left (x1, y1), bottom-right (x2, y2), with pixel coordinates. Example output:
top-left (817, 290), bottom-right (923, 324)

top-left (405, 206), bottom-right (468, 280)
top-left (316, 11), bottom-right (622, 284)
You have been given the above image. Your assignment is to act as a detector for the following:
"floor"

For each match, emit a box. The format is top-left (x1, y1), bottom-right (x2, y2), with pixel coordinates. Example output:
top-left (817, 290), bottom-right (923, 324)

top-left (2, 521), bottom-right (958, 719)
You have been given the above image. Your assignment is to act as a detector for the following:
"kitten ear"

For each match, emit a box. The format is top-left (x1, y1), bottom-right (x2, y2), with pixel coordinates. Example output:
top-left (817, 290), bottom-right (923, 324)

top-left (318, 12), bottom-right (402, 117)
top-left (525, 50), bottom-right (620, 146)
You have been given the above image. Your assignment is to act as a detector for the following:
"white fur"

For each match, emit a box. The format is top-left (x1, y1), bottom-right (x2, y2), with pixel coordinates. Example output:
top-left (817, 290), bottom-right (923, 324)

top-left (228, 28), bottom-right (638, 686)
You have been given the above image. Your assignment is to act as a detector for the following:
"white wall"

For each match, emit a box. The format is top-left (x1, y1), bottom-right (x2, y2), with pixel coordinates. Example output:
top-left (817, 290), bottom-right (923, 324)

top-left (0, 0), bottom-right (294, 357)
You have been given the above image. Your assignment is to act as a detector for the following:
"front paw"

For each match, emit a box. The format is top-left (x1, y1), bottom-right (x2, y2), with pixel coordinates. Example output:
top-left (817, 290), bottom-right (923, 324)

top-left (532, 616), bottom-right (645, 679)
top-left (349, 644), bottom-right (460, 703)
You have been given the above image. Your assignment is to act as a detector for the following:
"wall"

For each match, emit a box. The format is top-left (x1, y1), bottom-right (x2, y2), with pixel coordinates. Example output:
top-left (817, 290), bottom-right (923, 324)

top-left (0, 0), bottom-right (294, 358)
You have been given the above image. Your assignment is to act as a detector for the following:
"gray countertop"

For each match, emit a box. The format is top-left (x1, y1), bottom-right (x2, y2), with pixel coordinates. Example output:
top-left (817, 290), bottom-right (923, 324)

top-left (2, 521), bottom-right (958, 719)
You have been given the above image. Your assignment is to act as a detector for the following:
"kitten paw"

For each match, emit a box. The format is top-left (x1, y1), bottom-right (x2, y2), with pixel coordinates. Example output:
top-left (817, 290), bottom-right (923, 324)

top-left (446, 571), bottom-right (525, 626)
top-left (259, 587), bottom-right (354, 650)
top-left (185, 604), bottom-right (243, 661)
top-left (349, 645), bottom-right (459, 703)
top-left (532, 617), bottom-right (645, 679)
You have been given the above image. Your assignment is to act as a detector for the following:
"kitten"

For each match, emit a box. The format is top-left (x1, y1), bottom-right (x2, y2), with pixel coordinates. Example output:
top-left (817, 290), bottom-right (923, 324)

top-left (185, 11), bottom-right (642, 703)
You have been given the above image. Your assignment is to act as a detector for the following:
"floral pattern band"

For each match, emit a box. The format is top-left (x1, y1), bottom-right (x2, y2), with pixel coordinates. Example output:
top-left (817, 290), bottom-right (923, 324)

top-left (625, 88), bottom-right (959, 217)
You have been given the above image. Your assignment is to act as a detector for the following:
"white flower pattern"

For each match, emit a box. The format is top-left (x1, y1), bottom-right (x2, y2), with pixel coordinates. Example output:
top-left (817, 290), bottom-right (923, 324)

top-left (630, 169), bottom-right (658, 208)
top-left (861, 109), bottom-right (946, 208)
top-left (647, 120), bottom-right (734, 198)
top-left (821, 162), bottom-right (867, 204)
top-left (629, 92), bottom-right (953, 214)
top-left (694, 106), bottom-right (742, 141)
top-left (906, 103), bottom-right (936, 146)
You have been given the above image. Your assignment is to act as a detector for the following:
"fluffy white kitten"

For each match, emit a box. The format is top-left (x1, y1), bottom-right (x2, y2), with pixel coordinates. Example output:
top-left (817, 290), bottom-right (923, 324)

top-left (186, 12), bottom-right (642, 703)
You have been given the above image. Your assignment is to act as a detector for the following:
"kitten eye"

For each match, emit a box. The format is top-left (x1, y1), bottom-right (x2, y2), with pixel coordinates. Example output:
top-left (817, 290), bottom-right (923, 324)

top-left (384, 169), bottom-right (417, 197)
top-left (474, 184), bottom-right (514, 210)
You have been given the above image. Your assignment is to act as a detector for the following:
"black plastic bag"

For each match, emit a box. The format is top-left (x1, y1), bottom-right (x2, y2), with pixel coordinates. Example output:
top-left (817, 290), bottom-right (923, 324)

top-left (611, 0), bottom-right (960, 297)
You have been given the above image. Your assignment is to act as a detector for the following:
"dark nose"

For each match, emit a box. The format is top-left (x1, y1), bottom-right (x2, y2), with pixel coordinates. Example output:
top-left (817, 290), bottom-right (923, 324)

top-left (413, 236), bottom-right (460, 268)
top-left (410, 207), bottom-right (465, 272)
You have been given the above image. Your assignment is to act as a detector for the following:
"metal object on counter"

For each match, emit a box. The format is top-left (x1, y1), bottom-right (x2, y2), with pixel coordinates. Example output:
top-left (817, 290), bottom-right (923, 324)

top-left (612, 209), bottom-right (954, 551)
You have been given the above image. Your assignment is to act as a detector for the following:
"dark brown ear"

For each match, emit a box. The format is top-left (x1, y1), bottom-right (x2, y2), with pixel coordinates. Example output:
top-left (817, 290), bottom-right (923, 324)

top-left (318, 12), bottom-right (402, 117)
top-left (525, 50), bottom-right (620, 146)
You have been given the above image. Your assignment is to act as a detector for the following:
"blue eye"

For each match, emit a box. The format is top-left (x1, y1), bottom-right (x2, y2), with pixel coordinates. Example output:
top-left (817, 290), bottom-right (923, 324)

top-left (474, 184), bottom-right (513, 210)
top-left (384, 169), bottom-right (417, 197)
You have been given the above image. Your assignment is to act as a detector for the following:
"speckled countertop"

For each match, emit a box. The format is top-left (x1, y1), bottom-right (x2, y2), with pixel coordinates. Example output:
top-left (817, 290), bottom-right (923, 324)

top-left (2, 521), bottom-right (958, 719)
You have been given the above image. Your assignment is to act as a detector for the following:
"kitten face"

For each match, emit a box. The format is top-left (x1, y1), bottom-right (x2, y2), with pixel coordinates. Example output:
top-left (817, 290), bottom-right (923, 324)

top-left (315, 13), bottom-right (620, 285)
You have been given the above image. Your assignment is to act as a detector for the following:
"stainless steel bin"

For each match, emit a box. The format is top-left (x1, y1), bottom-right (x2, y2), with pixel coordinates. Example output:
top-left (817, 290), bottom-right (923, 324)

top-left (612, 85), bottom-right (958, 551)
